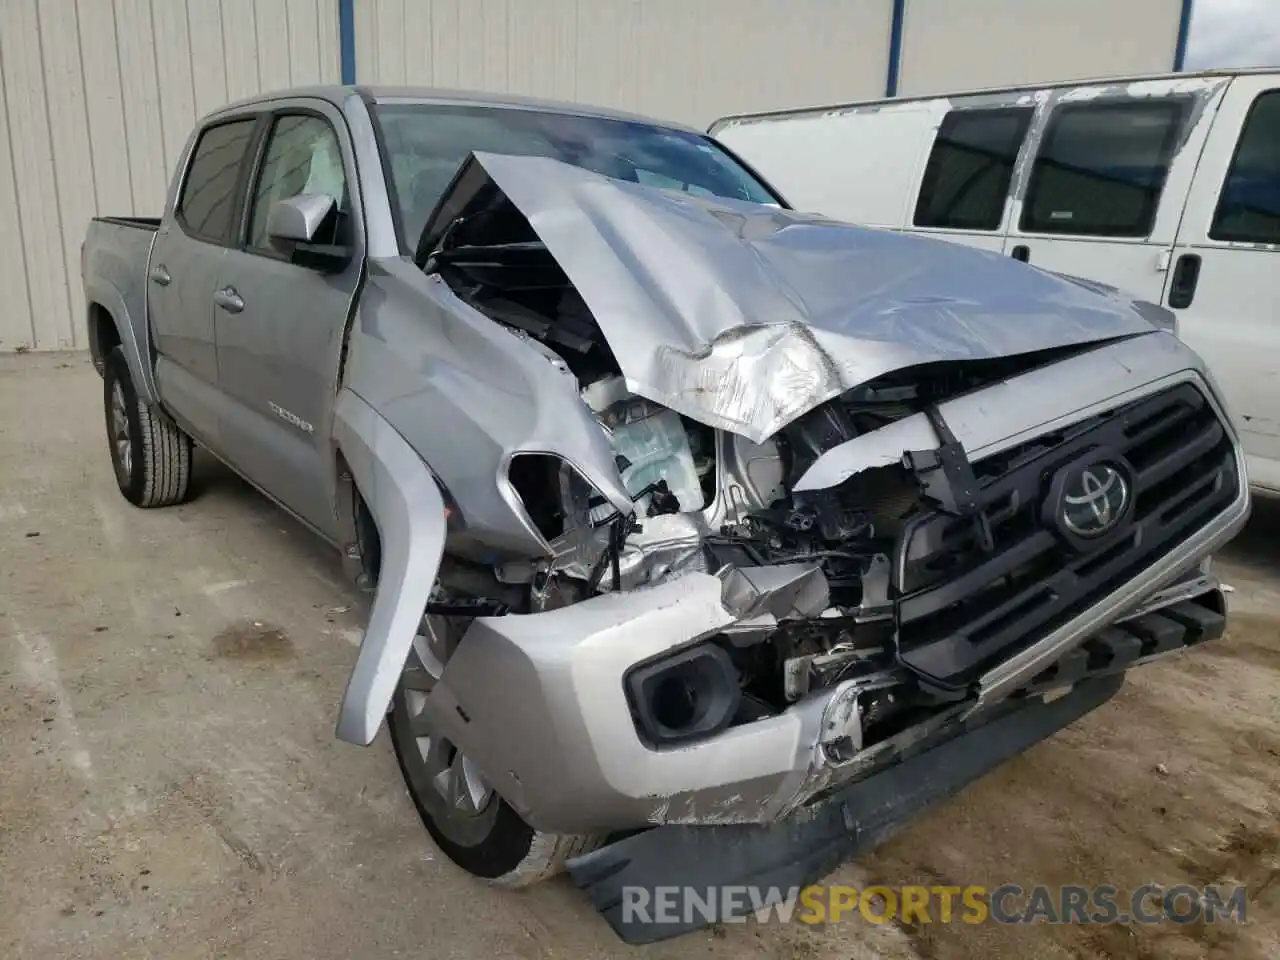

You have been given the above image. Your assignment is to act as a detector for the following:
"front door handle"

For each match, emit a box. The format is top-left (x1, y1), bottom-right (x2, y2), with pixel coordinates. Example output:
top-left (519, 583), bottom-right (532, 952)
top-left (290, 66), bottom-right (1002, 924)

top-left (1010, 244), bottom-right (1030, 263)
top-left (1167, 254), bottom-right (1201, 309)
top-left (214, 286), bottom-right (245, 314)
top-left (149, 265), bottom-right (171, 286)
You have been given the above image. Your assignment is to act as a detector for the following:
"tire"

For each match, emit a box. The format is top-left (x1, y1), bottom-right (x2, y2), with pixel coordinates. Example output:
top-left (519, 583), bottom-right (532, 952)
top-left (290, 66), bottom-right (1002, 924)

top-left (103, 345), bottom-right (192, 507)
top-left (388, 625), bottom-right (602, 887)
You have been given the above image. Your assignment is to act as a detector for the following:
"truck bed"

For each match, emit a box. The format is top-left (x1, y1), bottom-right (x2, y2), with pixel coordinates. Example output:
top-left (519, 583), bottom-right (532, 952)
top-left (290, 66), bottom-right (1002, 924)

top-left (82, 216), bottom-right (159, 389)
top-left (91, 216), bottom-right (161, 231)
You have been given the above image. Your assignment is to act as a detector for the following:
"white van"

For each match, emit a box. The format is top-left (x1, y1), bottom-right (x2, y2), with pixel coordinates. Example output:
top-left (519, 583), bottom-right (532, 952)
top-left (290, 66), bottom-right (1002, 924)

top-left (712, 70), bottom-right (1280, 493)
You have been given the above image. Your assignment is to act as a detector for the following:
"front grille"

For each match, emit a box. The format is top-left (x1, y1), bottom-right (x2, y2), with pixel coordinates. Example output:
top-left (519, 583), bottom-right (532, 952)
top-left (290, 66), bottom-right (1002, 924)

top-left (894, 382), bottom-right (1238, 690)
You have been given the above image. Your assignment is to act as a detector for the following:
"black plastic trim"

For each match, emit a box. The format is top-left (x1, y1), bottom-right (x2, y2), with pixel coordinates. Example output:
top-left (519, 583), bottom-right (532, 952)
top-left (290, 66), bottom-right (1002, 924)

top-left (624, 643), bottom-right (741, 747)
top-left (894, 383), bottom-right (1236, 690)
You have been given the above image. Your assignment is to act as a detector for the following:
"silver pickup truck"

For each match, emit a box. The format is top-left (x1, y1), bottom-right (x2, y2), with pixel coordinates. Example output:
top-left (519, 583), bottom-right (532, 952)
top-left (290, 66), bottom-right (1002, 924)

top-left (82, 86), bottom-right (1249, 942)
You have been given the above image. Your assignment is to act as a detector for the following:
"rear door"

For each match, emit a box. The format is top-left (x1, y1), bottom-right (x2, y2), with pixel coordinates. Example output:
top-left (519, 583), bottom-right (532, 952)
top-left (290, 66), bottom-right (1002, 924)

top-left (149, 117), bottom-right (259, 442)
top-left (1163, 75), bottom-right (1280, 487)
top-left (1004, 79), bottom-right (1229, 300)
top-left (213, 101), bottom-right (362, 538)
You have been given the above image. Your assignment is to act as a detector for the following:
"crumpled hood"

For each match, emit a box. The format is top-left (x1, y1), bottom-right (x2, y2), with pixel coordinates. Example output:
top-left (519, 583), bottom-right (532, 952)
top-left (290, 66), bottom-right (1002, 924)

top-left (442, 152), bottom-right (1160, 443)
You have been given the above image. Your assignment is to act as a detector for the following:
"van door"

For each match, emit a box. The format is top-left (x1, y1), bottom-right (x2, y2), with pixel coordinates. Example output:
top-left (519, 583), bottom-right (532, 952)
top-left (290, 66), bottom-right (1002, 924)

top-left (1003, 79), bottom-right (1229, 300)
top-left (1163, 75), bottom-right (1280, 490)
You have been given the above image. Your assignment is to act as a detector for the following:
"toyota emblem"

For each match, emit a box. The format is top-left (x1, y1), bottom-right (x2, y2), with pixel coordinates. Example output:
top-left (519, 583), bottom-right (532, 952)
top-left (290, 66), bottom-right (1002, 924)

top-left (1061, 463), bottom-right (1130, 537)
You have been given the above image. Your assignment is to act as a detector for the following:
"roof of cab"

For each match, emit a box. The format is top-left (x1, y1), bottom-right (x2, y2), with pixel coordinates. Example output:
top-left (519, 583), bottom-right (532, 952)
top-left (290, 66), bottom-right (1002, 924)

top-left (205, 84), bottom-right (701, 134)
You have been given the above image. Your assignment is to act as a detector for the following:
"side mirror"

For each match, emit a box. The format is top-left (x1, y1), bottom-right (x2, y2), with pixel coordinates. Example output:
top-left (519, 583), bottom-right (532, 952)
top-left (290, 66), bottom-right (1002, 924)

top-left (267, 194), bottom-right (351, 273)
top-left (268, 193), bottom-right (334, 244)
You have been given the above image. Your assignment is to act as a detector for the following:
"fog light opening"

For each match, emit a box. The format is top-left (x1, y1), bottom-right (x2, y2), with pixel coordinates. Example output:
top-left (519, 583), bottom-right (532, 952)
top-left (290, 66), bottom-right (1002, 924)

top-left (626, 641), bottom-right (741, 747)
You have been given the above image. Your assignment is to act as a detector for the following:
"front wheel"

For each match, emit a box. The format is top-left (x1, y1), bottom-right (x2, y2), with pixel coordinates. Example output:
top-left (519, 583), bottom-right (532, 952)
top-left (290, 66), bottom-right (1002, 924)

top-left (388, 619), bottom-right (601, 886)
top-left (103, 345), bottom-right (192, 507)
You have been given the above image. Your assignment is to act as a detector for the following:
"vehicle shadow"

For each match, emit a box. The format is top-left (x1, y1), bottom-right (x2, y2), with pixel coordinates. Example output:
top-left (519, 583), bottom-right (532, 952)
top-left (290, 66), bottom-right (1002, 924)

top-left (1219, 490), bottom-right (1280, 575)
top-left (187, 447), bottom-right (349, 580)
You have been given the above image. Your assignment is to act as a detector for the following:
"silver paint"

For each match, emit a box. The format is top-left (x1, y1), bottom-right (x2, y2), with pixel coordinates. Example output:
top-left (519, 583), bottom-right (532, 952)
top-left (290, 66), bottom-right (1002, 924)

top-left (82, 84), bottom-right (1252, 834)
top-left (461, 150), bottom-right (1161, 444)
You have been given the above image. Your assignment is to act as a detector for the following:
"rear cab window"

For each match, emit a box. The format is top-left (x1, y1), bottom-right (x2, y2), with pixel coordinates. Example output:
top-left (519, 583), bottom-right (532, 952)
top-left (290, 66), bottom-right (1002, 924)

top-left (1020, 99), bottom-right (1189, 237)
top-left (1211, 89), bottom-right (1280, 244)
top-left (177, 118), bottom-right (259, 245)
top-left (914, 107), bottom-right (1033, 231)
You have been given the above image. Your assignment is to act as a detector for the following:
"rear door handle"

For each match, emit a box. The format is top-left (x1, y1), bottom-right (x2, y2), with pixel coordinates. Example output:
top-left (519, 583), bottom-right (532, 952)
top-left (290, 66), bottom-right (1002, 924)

top-left (1010, 244), bottom-right (1030, 263)
top-left (213, 286), bottom-right (245, 314)
top-left (149, 265), bottom-right (171, 286)
top-left (1167, 254), bottom-right (1201, 309)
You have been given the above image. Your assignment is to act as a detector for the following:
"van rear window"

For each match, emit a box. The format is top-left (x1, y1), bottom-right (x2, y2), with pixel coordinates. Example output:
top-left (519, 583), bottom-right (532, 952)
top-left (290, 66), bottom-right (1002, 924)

top-left (1021, 99), bottom-right (1188, 237)
top-left (914, 108), bottom-right (1032, 231)
top-left (1211, 89), bottom-right (1280, 245)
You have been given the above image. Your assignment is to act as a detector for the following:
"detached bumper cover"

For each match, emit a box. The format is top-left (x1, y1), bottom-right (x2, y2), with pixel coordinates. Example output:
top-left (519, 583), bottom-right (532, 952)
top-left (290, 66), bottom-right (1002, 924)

top-left (568, 592), bottom-right (1225, 944)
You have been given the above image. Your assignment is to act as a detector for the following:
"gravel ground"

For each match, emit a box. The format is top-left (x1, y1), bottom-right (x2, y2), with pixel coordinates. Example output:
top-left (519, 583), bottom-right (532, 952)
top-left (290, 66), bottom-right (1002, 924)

top-left (2, 352), bottom-right (1276, 959)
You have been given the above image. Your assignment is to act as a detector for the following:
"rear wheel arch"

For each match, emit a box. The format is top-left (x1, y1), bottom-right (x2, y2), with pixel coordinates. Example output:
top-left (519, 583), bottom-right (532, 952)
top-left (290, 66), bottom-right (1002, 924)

top-left (88, 302), bottom-right (122, 376)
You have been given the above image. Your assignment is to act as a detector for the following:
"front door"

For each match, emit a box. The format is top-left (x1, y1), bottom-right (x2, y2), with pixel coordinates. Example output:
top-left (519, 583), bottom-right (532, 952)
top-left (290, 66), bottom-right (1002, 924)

top-left (1164, 76), bottom-right (1280, 490)
top-left (214, 104), bottom-right (362, 539)
top-left (150, 118), bottom-right (259, 443)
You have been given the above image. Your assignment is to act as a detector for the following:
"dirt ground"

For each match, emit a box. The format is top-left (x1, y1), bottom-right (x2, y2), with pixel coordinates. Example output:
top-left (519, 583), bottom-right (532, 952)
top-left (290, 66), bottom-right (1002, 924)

top-left (1, 352), bottom-right (1276, 960)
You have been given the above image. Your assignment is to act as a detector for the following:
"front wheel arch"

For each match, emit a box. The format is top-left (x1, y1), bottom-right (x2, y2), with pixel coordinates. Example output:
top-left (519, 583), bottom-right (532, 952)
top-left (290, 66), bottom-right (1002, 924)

top-left (332, 389), bottom-right (449, 745)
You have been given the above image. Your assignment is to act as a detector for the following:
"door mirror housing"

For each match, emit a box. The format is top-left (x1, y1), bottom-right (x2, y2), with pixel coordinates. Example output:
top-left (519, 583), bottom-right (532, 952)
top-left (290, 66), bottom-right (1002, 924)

top-left (268, 193), bottom-right (334, 243)
top-left (267, 194), bottom-right (352, 273)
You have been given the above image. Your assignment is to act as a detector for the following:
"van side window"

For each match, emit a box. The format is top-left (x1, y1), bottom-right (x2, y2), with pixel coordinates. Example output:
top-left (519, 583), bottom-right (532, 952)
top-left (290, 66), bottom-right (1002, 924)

top-left (177, 119), bottom-right (259, 244)
top-left (1211, 90), bottom-right (1280, 245)
top-left (1021, 100), bottom-right (1188, 237)
top-left (914, 108), bottom-right (1033, 230)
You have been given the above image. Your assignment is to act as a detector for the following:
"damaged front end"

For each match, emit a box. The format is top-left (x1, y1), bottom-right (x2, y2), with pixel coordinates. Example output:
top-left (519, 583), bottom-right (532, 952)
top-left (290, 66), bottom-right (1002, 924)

top-left (340, 151), bottom-right (1247, 842)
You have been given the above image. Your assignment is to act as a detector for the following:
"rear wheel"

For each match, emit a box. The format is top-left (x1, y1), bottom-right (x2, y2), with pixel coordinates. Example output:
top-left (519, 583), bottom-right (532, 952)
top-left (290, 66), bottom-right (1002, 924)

top-left (103, 345), bottom-right (192, 507)
top-left (388, 615), bottom-right (601, 886)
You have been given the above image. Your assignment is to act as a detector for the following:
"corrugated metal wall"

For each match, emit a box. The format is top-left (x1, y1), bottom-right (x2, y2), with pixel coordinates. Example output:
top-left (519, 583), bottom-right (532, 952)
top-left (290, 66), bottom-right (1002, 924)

top-left (354, 0), bottom-right (893, 130)
top-left (0, 0), bottom-right (340, 352)
top-left (0, 0), bottom-right (1187, 353)
top-left (899, 0), bottom-right (1183, 96)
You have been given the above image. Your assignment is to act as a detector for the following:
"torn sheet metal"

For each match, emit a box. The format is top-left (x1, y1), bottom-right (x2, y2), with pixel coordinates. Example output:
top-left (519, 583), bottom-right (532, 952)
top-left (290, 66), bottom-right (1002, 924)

top-left (332, 388), bottom-right (448, 745)
top-left (718, 563), bottom-right (829, 621)
top-left (439, 152), bottom-right (1158, 443)
top-left (793, 331), bottom-right (1201, 493)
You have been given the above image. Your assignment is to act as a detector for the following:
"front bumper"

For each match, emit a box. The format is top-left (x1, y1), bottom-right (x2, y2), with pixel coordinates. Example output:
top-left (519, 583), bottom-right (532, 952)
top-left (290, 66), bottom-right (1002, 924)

top-left (566, 591), bottom-right (1228, 944)
top-left (569, 672), bottom-right (1127, 944)
top-left (416, 538), bottom-right (1233, 834)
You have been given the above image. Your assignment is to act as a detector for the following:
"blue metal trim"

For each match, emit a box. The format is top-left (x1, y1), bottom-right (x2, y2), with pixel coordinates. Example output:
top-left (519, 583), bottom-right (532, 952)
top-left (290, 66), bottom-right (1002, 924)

top-left (885, 0), bottom-right (906, 97)
top-left (1173, 0), bottom-right (1194, 72)
top-left (339, 0), bottom-right (356, 84)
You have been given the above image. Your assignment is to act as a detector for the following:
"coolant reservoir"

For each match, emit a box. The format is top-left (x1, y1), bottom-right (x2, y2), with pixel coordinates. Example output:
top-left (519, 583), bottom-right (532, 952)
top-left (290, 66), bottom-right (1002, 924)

top-left (584, 377), bottom-right (705, 513)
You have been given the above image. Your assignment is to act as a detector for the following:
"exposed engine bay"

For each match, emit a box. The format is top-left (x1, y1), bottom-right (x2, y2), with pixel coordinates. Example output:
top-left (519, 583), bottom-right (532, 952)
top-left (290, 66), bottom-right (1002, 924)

top-left (418, 176), bottom-right (1112, 758)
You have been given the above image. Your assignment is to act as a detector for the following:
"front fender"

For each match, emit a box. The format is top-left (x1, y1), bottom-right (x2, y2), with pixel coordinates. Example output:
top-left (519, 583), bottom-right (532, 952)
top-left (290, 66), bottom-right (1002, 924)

top-left (333, 388), bottom-right (447, 745)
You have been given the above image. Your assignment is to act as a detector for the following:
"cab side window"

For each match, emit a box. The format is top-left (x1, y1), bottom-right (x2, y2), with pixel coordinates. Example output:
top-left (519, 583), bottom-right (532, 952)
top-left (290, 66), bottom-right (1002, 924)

top-left (246, 114), bottom-right (348, 253)
top-left (914, 107), bottom-right (1032, 231)
top-left (178, 119), bottom-right (258, 244)
top-left (1021, 99), bottom-right (1188, 237)
top-left (1211, 90), bottom-right (1280, 245)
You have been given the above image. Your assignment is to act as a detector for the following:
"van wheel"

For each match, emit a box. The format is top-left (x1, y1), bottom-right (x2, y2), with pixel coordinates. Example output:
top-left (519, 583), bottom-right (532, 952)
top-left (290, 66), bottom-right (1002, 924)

top-left (388, 619), bottom-right (602, 886)
top-left (103, 346), bottom-right (192, 507)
